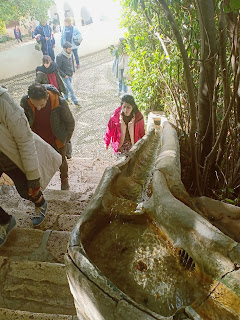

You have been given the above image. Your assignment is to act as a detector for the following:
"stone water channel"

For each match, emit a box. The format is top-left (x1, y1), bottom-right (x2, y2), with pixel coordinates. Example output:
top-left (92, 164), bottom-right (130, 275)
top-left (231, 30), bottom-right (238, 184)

top-left (83, 131), bottom-right (207, 317)
top-left (66, 121), bottom-right (240, 320)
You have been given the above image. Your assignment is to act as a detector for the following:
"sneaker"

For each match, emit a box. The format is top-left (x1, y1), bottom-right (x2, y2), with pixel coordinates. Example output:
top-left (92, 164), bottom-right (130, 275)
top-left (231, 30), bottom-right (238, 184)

top-left (74, 101), bottom-right (81, 106)
top-left (0, 215), bottom-right (16, 246)
top-left (66, 155), bottom-right (72, 160)
top-left (115, 92), bottom-right (120, 97)
top-left (32, 201), bottom-right (48, 227)
top-left (61, 178), bottom-right (70, 190)
top-left (77, 64), bottom-right (80, 69)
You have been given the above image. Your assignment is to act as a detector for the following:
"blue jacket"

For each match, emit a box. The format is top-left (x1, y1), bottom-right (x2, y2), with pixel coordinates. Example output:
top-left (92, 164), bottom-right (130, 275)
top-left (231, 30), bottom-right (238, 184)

top-left (61, 26), bottom-right (82, 49)
top-left (34, 24), bottom-right (55, 59)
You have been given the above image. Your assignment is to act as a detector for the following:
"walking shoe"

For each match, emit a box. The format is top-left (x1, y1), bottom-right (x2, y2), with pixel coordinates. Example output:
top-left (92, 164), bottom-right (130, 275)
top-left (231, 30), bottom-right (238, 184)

top-left (61, 178), bottom-right (70, 190)
top-left (77, 65), bottom-right (80, 69)
top-left (0, 215), bottom-right (16, 246)
top-left (74, 101), bottom-right (81, 106)
top-left (32, 201), bottom-right (48, 227)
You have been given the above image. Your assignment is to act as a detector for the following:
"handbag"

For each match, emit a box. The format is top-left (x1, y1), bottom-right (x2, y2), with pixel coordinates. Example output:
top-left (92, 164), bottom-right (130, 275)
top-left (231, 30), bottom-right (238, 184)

top-left (35, 42), bottom-right (42, 51)
top-left (73, 38), bottom-right (82, 46)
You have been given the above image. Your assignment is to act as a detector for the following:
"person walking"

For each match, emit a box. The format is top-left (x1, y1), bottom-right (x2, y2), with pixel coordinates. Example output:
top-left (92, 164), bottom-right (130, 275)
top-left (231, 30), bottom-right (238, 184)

top-left (20, 83), bottom-right (75, 190)
top-left (35, 55), bottom-right (66, 95)
top-left (104, 95), bottom-right (145, 154)
top-left (112, 38), bottom-right (129, 97)
top-left (35, 55), bottom-right (72, 159)
top-left (34, 20), bottom-right (55, 62)
top-left (14, 26), bottom-right (22, 42)
top-left (0, 86), bottom-right (49, 245)
top-left (56, 41), bottom-right (80, 106)
top-left (61, 17), bottom-right (82, 69)
top-left (30, 25), bottom-right (35, 39)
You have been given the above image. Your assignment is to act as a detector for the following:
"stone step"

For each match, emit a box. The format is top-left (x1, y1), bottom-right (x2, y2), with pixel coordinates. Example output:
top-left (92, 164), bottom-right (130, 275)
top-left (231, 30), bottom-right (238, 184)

top-left (1, 207), bottom-right (80, 232)
top-left (0, 258), bottom-right (76, 315)
top-left (0, 228), bottom-right (70, 263)
top-left (1, 188), bottom-right (93, 215)
top-left (0, 308), bottom-right (78, 320)
top-left (47, 157), bottom-right (115, 192)
top-left (0, 157), bottom-right (115, 319)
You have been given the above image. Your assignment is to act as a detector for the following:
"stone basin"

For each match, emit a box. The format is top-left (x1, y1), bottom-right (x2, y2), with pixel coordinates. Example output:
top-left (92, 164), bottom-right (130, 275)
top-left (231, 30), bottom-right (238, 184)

top-left (65, 122), bottom-right (240, 320)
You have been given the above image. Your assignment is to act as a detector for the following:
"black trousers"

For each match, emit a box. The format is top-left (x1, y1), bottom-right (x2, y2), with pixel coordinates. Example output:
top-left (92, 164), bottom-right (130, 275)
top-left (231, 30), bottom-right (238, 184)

top-left (0, 144), bottom-right (67, 224)
top-left (0, 166), bottom-right (29, 225)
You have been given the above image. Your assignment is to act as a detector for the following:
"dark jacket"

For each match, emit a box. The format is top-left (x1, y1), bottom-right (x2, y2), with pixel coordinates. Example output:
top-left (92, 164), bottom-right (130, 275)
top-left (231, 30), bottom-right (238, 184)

top-left (34, 24), bottom-right (55, 61)
top-left (35, 63), bottom-right (66, 95)
top-left (20, 85), bottom-right (75, 148)
top-left (56, 52), bottom-right (75, 78)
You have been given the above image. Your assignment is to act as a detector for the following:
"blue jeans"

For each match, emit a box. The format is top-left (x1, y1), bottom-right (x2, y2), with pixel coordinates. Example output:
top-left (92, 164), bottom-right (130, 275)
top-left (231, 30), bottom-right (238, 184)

top-left (41, 42), bottom-right (55, 62)
top-left (118, 69), bottom-right (128, 93)
top-left (72, 48), bottom-right (79, 66)
top-left (63, 77), bottom-right (78, 103)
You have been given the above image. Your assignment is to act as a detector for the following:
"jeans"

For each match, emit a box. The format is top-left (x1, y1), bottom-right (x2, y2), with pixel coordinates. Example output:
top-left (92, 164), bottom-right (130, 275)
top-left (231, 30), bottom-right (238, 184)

top-left (63, 77), bottom-right (78, 103)
top-left (118, 69), bottom-right (128, 94)
top-left (41, 43), bottom-right (55, 62)
top-left (72, 48), bottom-right (79, 66)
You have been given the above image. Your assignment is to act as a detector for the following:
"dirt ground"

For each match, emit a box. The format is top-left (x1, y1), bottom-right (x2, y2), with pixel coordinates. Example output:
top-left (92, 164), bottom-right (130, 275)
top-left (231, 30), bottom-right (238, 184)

top-left (0, 35), bottom-right (34, 52)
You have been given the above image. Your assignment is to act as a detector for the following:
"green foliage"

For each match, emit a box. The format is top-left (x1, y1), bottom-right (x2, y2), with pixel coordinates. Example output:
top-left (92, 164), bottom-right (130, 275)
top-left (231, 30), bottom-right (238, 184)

top-left (0, 22), bottom-right (6, 35)
top-left (119, 0), bottom-right (240, 202)
top-left (0, 35), bottom-right (11, 43)
top-left (35, 0), bottom-right (55, 22)
top-left (120, 0), bottom-right (199, 120)
top-left (0, 0), bottom-right (54, 26)
top-left (229, 0), bottom-right (240, 11)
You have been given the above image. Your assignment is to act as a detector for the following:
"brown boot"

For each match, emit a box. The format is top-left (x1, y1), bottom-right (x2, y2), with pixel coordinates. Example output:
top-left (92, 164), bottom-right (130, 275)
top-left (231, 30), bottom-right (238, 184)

top-left (61, 177), bottom-right (70, 190)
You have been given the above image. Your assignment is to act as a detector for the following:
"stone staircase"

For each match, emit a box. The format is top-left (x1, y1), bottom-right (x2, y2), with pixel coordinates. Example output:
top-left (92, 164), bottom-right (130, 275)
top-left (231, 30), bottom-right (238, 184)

top-left (0, 157), bottom-right (114, 320)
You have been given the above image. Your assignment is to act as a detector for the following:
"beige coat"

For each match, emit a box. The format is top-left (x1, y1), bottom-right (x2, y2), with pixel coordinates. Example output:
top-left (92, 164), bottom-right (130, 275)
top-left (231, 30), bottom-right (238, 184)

top-left (0, 86), bottom-right (61, 190)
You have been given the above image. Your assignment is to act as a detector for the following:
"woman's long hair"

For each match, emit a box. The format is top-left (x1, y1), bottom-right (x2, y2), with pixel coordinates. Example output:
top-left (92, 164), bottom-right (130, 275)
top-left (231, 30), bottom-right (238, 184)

top-left (121, 94), bottom-right (139, 114)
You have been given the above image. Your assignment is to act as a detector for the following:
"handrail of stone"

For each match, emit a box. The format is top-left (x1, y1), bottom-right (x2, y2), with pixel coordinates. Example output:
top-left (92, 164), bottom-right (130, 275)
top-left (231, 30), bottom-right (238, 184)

top-left (66, 121), bottom-right (240, 320)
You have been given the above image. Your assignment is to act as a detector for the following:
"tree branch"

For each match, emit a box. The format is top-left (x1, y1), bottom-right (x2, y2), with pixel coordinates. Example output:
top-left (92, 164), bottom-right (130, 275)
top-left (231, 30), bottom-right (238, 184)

top-left (154, 0), bottom-right (199, 193)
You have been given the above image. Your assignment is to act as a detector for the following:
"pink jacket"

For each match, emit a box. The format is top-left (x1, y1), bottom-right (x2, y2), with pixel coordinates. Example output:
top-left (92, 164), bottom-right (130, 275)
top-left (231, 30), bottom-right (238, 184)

top-left (104, 106), bottom-right (145, 153)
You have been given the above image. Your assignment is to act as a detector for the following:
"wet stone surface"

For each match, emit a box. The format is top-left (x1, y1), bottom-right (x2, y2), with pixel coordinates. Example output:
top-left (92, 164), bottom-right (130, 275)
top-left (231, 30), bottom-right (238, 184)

top-left (85, 215), bottom-right (211, 317)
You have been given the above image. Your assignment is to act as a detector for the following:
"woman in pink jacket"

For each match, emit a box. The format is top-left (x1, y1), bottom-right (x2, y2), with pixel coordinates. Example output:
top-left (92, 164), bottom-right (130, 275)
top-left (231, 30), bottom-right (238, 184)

top-left (104, 95), bottom-right (145, 154)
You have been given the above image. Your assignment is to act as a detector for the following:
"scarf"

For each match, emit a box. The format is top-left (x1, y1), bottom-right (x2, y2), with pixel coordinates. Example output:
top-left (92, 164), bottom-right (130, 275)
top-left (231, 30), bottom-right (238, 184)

top-left (61, 50), bottom-right (73, 59)
top-left (36, 62), bottom-right (57, 75)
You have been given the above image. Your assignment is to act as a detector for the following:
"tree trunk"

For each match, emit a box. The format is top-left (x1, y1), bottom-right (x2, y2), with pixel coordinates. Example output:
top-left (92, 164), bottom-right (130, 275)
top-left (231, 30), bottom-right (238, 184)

top-left (196, 0), bottom-right (217, 168)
